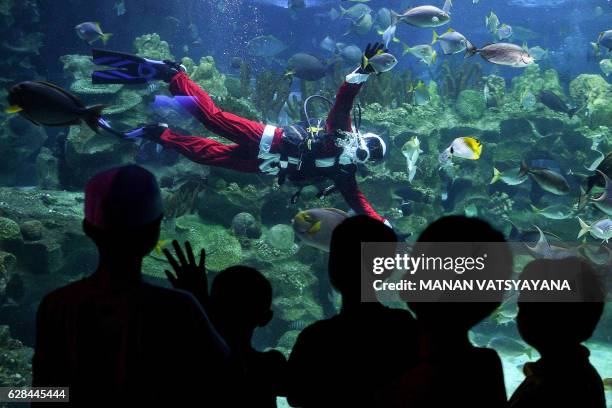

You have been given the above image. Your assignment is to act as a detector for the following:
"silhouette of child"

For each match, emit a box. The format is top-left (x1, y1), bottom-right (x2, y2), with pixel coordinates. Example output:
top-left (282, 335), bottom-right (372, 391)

top-left (287, 215), bottom-right (418, 407)
top-left (33, 165), bottom-right (229, 406)
top-left (509, 257), bottom-right (606, 408)
top-left (210, 265), bottom-right (287, 407)
top-left (380, 216), bottom-right (512, 408)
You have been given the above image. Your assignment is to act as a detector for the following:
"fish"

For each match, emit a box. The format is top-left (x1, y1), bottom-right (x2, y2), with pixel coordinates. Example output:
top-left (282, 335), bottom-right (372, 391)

top-left (521, 91), bottom-right (536, 110)
top-left (393, 186), bottom-right (428, 202)
top-left (403, 44), bottom-right (437, 66)
top-left (526, 225), bottom-right (576, 259)
top-left (346, 12), bottom-right (373, 35)
top-left (439, 137), bottom-right (483, 166)
top-left (287, 53), bottom-right (330, 81)
top-left (512, 26), bottom-right (539, 42)
top-left (254, 0), bottom-right (335, 10)
top-left (337, 44), bottom-right (362, 64)
top-left (525, 45), bottom-right (548, 61)
top-left (390, 5), bottom-right (450, 28)
top-left (375, 7), bottom-right (392, 30)
top-left (113, 0), bottom-right (126, 16)
top-left (320, 35), bottom-right (336, 53)
top-left (402, 137), bottom-right (423, 183)
top-left (496, 24), bottom-right (513, 40)
top-left (432, 28), bottom-right (471, 55)
top-left (597, 30), bottom-right (612, 52)
top-left (604, 378), bottom-right (612, 392)
top-left (578, 218), bottom-right (612, 243)
top-left (485, 11), bottom-right (500, 35)
top-left (490, 167), bottom-right (528, 186)
top-left (536, 90), bottom-right (579, 118)
top-left (519, 160), bottom-right (570, 196)
top-left (466, 42), bottom-right (534, 67)
top-left (230, 57), bottom-right (243, 70)
top-left (591, 170), bottom-right (612, 216)
top-left (6, 81), bottom-right (105, 132)
top-left (292, 208), bottom-right (349, 251)
top-left (530, 204), bottom-right (573, 220)
top-left (490, 302), bottom-right (518, 327)
top-left (600, 59), bottom-right (612, 77)
top-left (585, 152), bottom-right (612, 193)
top-left (75, 22), bottom-right (112, 45)
top-left (365, 52), bottom-right (398, 73)
top-left (339, 3), bottom-right (372, 20)
top-left (488, 336), bottom-right (533, 359)
top-left (247, 35), bottom-right (287, 57)
top-left (409, 81), bottom-right (430, 105)
top-left (154, 239), bottom-right (169, 255)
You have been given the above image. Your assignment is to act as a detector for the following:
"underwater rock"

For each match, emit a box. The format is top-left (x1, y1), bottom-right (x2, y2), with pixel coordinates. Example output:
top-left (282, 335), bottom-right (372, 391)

top-left (0, 325), bottom-right (33, 387)
top-left (64, 125), bottom-right (138, 188)
top-left (70, 78), bottom-right (122, 95)
top-left (182, 56), bottom-right (228, 99)
top-left (455, 89), bottom-right (486, 120)
top-left (0, 116), bottom-right (47, 184)
top-left (260, 190), bottom-right (298, 226)
top-left (199, 181), bottom-right (264, 225)
top-left (175, 215), bottom-right (242, 271)
top-left (19, 220), bottom-right (43, 241)
top-left (35, 147), bottom-right (60, 189)
top-left (231, 212), bottom-right (261, 239)
top-left (134, 33), bottom-right (174, 61)
top-left (264, 224), bottom-right (295, 251)
top-left (0, 217), bottom-right (22, 246)
top-left (20, 238), bottom-right (63, 274)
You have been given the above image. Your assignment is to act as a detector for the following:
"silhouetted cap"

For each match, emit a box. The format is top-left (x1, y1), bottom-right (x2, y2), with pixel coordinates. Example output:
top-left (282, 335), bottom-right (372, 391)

top-left (84, 165), bottom-right (163, 231)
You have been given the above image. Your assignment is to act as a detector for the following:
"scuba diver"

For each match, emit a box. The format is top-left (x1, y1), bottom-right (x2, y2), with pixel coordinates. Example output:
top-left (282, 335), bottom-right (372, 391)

top-left (93, 43), bottom-right (396, 225)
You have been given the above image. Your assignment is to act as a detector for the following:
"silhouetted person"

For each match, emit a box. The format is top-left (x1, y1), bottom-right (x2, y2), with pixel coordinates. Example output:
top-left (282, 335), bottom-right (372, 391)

top-left (286, 215), bottom-right (418, 407)
top-left (163, 243), bottom-right (287, 407)
top-left (509, 258), bottom-right (606, 408)
top-left (33, 165), bottom-right (229, 406)
top-left (211, 266), bottom-right (287, 407)
top-left (381, 216), bottom-right (512, 408)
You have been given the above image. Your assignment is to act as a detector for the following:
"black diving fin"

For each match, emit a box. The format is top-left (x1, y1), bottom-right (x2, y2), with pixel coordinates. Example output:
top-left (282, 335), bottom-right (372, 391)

top-left (91, 49), bottom-right (180, 84)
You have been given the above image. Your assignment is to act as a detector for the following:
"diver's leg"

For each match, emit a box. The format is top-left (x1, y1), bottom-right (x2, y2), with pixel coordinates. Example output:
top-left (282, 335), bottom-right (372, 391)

top-left (158, 128), bottom-right (262, 173)
top-left (168, 72), bottom-right (267, 150)
top-left (325, 82), bottom-right (363, 133)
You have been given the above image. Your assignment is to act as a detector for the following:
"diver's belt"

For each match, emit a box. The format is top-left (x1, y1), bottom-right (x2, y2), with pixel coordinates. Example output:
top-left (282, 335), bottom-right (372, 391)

top-left (257, 125), bottom-right (336, 177)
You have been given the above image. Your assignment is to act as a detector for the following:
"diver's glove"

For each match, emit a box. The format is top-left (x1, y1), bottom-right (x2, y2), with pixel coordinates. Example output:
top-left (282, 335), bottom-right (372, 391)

top-left (124, 123), bottom-right (169, 142)
top-left (346, 42), bottom-right (387, 84)
top-left (156, 60), bottom-right (187, 83)
top-left (359, 42), bottom-right (387, 74)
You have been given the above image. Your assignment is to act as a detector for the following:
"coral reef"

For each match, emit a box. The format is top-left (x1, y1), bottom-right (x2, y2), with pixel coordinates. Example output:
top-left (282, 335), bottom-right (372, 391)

top-left (182, 56), bottom-right (228, 99)
top-left (455, 89), bottom-right (486, 121)
top-left (134, 33), bottom-right (174, 61)
top-left (175, 215), bottom-right (243, 272)
top-left (569, 74), bottom-right (612, 128)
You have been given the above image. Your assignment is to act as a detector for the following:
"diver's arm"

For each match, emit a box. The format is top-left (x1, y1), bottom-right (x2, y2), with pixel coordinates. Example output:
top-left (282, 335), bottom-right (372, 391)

top-left (325, 80), bottom-right (365, 134)
top-left (158, 129), bottom-right (262, 173)
top-left (325, 43), bottom-right (387, 134)
top-left (334, 170), bottom-right (386, 223)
